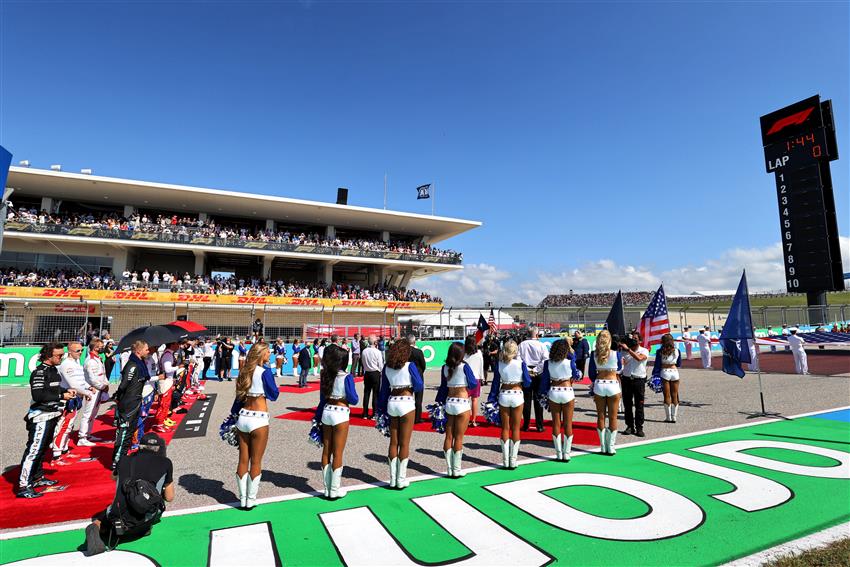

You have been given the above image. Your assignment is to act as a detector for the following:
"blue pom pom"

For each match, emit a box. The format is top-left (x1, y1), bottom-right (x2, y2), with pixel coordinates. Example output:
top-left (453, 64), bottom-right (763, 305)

top-left (375, 412), bottom-right (391, 437)
top-left (219, 414), bottom-right (238, 447)
top-left (481, 401), bottom-right (501, 426)
top-left (537, 393), bottom-right (549, 412)
top-left (426, 403), bottom-right (446, 433)
top-left (308, 418), bottom-right (324, 448)
top-left (649, 375), bottom-right (663, 394)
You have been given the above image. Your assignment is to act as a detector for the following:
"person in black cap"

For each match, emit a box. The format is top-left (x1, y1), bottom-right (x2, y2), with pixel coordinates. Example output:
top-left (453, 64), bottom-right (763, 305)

top-left (85, 432), bottom-right (174, 555)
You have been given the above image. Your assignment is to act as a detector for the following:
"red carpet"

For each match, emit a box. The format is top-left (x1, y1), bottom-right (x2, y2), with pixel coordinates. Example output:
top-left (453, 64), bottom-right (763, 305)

top-left (0, 386), bottom-right (204, 530)
top-left (278, 376), bottom-right (364, 394)
top-left (276, 406), bottom-right (600, 446)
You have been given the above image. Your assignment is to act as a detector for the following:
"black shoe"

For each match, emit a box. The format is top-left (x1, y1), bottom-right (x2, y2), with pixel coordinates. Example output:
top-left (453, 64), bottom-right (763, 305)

top-left (623, 427), bottom-right (635, 435)
top-left (85, 523), bottom-right (107, 556)
top-left (635, 429), bottom-right (645, 437)
top-left (16, 487), bottom-right (42, 499)
top-left (33, 477), bottom-right (58, 488)
top-left (535, 425), bottom-right (544, 432)
top-left (521, 425), bottom-right (529, 432)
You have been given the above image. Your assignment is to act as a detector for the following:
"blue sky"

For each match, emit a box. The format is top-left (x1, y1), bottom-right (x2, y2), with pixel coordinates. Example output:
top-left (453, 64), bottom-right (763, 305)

top-left (1, 1), bottom-right (847, 304)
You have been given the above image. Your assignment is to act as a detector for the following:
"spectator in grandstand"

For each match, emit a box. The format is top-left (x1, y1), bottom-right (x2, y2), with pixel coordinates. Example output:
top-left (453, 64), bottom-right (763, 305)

top-left (315, 345), bottom-right (358, 499)
top-left (407, 335), bottom-right (427, 424)
top-left (462, 336), bottom-right (483, 429)
top-left (589, 330), bottom-right (623, 455)
top-left (435, 341), bottom-right (478, 478)
top-left (681, 326), bottom-right (694, 360)
top-left (538, 338), bottom-right (580, 460)
top-left (361, 336), bottom-right (383, 420)
top-left (697, 328), bottom-right (712, 369)
top-left (79, 339), bottom-right (110, 447)
top-left (17, 343), bottom-right (78, 498)
top-left (620, 336), bottom-right (649, 437)
top-left (518, 327), bottom-right (547, 432)
top-left (52, 341), bottom-right (91, 464)
top-left (84, 433), bottom-right (173, 555)
top-left (231, 342), bottom-right (279, 509)
top-left (788, 328), bottom-right (809, 375)
top-left (487, 339), bottom-right (530, 469)
top-left (377, 339), bottom-right (424, 489)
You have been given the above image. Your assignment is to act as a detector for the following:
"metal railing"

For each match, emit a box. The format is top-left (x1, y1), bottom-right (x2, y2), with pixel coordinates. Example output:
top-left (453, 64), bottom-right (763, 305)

top-left (4, 222), bottom-right (463, 265)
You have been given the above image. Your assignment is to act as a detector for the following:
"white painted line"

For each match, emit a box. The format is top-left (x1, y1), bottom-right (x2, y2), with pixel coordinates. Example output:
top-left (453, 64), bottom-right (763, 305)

top-left (2, 404), bottom-right (847, 541)
top-left (723, 521), bottom-right (850, 566)
top-left (184, 419), bottom-right (203, 425)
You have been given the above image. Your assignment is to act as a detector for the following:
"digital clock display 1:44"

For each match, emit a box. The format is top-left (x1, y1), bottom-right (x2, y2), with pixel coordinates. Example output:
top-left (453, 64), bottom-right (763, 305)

top-left (764, 128), bottom-right (829, 173)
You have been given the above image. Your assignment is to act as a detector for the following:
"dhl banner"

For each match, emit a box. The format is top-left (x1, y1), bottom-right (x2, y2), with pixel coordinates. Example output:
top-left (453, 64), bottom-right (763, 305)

top-left (0, 286), bottom-right (442, 310)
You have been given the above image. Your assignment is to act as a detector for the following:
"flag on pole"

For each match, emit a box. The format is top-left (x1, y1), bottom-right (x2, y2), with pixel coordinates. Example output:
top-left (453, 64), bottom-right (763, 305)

top-left (487, 308), bottom-right (497, 334)
top-left (719, 271), bottom-right (754, 378)
top-left (0, 145), bottom-right (12, 191)
top-left (639, 284), bottom-right (671, 349)
top-left (475, 314), bottom-right (489, 344)
top-left (604, 291), bottom-right (627, 337)
top-left (416, 184), bottom-right (431, 199)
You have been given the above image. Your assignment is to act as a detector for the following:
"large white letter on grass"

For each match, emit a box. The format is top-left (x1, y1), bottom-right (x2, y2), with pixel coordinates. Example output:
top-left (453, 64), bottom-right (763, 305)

top-left (691, 441), bottom-right (850, 479)
top-left (6, 551), bottom-right (156, 566)
top-left (649, 453), bottom-right (792, 511)
top-left (320, 492), bottom-right (550, 566)
top-left (209, 523), bottom-right (279, 567)
top-left (486, 473), bottom-right (703, 541)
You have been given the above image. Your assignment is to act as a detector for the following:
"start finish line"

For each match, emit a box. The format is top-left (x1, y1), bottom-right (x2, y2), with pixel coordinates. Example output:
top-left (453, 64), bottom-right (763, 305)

top-left (2, 409), bottom-right (849, 566)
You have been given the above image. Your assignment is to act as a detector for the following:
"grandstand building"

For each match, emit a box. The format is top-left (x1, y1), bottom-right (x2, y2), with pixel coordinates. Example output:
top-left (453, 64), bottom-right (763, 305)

top-left (0, 166), bottom-right (479, 343)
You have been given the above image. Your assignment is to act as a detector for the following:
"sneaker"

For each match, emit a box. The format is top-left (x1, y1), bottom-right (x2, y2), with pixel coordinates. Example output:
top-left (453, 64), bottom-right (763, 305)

top-left (16, 486), bottom-right (42, 499)
top-left (53, 458), bottom-right (76, 467)
top-left (174, 408), bottom-right (188, 414)
top-left (635, 429), bottom-right (646, 437)
top-left (33, 477), bottom-right (58, 488)
top-left (163, 418), bottom-right (176, 427)
top-left (85, 523), bottom-right (107, 556)
top-left (77, 438), bottom-right (97, 447)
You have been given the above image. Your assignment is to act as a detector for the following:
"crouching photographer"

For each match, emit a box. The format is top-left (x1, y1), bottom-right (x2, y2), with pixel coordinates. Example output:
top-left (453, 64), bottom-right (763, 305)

top-left (85, 433), bottom-right (174, 555)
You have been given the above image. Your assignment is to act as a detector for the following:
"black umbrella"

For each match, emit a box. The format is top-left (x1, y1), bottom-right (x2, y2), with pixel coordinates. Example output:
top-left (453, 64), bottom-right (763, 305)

top-left (117, 325), bottom-right (189, 353)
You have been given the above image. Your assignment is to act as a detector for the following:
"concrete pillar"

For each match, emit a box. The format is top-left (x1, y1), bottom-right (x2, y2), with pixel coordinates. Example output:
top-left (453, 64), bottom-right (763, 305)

top-left (369, 266), bottom-right (387, 287)
top-left (262, 256), bottom-right (273, 279)
top-left (381, 230), bottom-right (390, 243)
top-left (112, 248), bottom-right (129, 276)
top-left (193, 250), bottom-right (206, 276)
top-left (123, 205), bottom-right (136, 218)
top-left (40, 197), bottom-right (53, 213)
top-left (399, 270), bottom-right (413, 288)
top-left (199, 212), bottom-right (208, 222)
top-left (319, 262), bottom-right (333, 284)
top-left (266, 219), bottom-right (276, 232)
top-left (326, 225), bottom-right (335, 240)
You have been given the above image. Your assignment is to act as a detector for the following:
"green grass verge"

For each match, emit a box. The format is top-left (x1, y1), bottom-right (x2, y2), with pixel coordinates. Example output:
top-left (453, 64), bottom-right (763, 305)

top-left (764, 537), bottom-right (850, 567)
top-left (669, 291), bottom-right (850, 310)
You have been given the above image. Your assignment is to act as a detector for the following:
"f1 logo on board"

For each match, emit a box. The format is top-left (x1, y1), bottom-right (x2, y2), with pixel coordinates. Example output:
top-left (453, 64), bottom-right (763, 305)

top-left (766, 107), bottom-right (815, 136)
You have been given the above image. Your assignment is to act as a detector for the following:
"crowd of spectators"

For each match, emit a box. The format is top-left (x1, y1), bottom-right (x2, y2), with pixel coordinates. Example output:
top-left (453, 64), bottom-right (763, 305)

top-left (540, 290), bottom-right (791, 307)
top-left (5, 207), bottom-right (463, 262)
top-left (0, 266), bottom-right (441, 302)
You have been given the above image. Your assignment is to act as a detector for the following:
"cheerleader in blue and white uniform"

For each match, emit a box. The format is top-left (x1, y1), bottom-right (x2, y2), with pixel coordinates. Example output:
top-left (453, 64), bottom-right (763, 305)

top-left (538, 339), bottom-right (580, 461)
top-left (435, 341), bottom-right (478, 478)
top-left (377, 340), bottom-right (424, 489)
top-left (589, 330), bottom-right (623, 455)
top-left (313, 344), bottom-right (359, 499)
top-left (487, 339), bottom-right (531, 469)
top-left (232, 343), bottom-right (279, 509)
top-left (651, 333), bottom-right (682, 423)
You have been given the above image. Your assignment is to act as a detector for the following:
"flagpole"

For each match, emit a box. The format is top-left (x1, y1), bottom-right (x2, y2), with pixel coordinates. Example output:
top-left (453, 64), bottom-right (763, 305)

top-left (756, 369), bottom-right (766, 415)
top-left (743, 269), bottom-right (767, 416)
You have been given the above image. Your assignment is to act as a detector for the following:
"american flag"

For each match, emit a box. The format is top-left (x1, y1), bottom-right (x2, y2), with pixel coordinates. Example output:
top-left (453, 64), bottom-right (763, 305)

top-left (488, 308), bottom-right (497, 333)
top-left (639, 284), bottom-right (671, 349)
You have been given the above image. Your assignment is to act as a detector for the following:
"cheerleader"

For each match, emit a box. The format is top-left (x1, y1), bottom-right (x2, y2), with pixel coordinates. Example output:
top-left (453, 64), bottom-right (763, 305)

top-left (311, 338), bottom-right (321, 376)
top-left (486, 339), bottom-right (531, 469)
top-left (315, 345), bottom-right (359, 498)
top-left (436, 341), bottom-right (478, 477)
top-left (462, 337), bottom-right (483, 427)
top-left (233, 343), bottom-right (279, 509)
top-left (589, 330), bottom-right (623, 455)
top-left (651, 333), bottom-right (682, 423)
top-left (377, 340), bottom-right (424, 489)
top-left (538, 339), bottom-right (580, 461)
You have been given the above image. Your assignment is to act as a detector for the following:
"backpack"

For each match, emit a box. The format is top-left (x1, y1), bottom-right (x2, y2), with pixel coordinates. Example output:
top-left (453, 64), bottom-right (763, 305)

top-left (120, 459), bottom-right (165, 522)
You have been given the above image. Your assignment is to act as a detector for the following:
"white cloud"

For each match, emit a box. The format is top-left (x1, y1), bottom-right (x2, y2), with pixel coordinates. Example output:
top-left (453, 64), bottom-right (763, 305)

top-left (417, 237), bottom-right (849, 306)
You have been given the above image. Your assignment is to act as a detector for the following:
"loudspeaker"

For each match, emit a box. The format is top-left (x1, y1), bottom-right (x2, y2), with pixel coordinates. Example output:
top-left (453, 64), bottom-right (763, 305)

top-left (336, 187), bottom-right (348, 205)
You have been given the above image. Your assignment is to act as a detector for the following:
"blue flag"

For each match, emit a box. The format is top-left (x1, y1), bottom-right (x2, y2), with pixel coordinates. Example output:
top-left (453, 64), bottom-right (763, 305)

top-left (719, 271), bottom-right (754, 378)
top-left (416, 184), bottom-right (431, 199)
top-left (0, 145), bottom-right (11, 192)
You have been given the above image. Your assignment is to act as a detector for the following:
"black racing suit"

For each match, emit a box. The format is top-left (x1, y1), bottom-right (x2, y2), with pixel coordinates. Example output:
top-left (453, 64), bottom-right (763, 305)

top-left (112, 355), bottom-right (150, 472)
top-left (18, 363), bottom-right (67, 489)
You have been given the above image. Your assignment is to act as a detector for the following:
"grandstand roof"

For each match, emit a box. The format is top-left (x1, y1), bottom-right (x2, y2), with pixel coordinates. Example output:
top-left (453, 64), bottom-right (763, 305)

top-left (6, 167), bottom-right (481, 244)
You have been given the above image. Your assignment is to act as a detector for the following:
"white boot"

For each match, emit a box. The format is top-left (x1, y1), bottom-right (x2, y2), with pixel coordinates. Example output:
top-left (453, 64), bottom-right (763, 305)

top-left (672, 405), bottom-right (679, 423)
top-left (552, 435), bottom-right (563, 461)
top-left (500, 440), bottom-right (510, 468)
top-left (388, 458), bottom-right (398, 488)
top-left (444, 450), bottom-right (453, 478)
top-left (246, 474), bottom-right (261, 509)
top-left (236, 473), bottom-right (248, 509)
top-left (664, 405), bottom-right (672, 422)
top-left (597, 428), bottom-right (606, 454)
top-left (452, 450), bottom-right (465, 478)
top-left (330, 466), bottom-right (346, 499)
top-left (397, 459), bottom-right (410, 489)
top-left (509, 440), bottom-right (521, 469)
top-left (563, 435), bottom-right (573, 462)
top-left (321, 465), bottom-right (331, 498)
top-left (608, 429), bottom-right (617, 455)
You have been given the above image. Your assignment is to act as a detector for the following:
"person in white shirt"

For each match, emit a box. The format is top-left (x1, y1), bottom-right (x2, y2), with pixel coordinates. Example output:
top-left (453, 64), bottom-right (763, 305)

top-left (788, 328), bottom-right (809, 375)
top-left (53, 342), bottom-right (92, 462)
top-left (620, 336), bottom-right (649, 437)
top-left (79, 339), bottom-right (110, 446)
top-left (697, 329), bottom-right (712, 369)
top-left (360, 336), bottom-right (383, 419)
top-left (781, 324), bottom-right (791, 352)
top-left (518, 327), bottom-right (548, 432)
top-left (747, 328), bottom-right (760, 372)
top-left (681, 326), bottom-right (693, 360)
